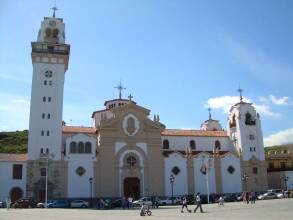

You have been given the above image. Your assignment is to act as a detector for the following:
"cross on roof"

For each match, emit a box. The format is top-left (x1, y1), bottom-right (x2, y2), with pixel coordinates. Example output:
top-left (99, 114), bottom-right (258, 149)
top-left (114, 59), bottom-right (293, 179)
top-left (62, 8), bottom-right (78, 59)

top-left (237, 87), bottom-right (243, 102)
top-left (128, 94), bottom-right (133, 101)
top-left (51, 4), bottom-right (58, 18)
top-left (114, 81), bottom-right (126, 99)
top-left (208, 107), bottom-right (212, 120)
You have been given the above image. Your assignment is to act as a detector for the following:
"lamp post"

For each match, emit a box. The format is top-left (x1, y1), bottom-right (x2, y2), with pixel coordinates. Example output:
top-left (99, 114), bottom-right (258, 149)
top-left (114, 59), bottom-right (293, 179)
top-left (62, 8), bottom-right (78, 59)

top-left (169, 174), bottom-right (175, 205)
top-left (241, 173), bottom-right (249, 191)
top-left (89, 177), bottom-right (93, 208)
top-left (40, 153), bottom-right (49, 208)
top-left (200, 156), bottom-right (212, 203)
top-left (281, 175), bottom-right (289, 191)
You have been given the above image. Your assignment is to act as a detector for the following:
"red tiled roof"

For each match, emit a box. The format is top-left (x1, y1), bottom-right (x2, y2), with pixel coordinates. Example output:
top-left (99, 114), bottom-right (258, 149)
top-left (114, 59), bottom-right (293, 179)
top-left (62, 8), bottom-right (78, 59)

top-left (0, 153), bottom-right (27, 162)
top-left (62, 126), bottom-right (96, 134)
top-left (161, 129), bottom-right (228, 137)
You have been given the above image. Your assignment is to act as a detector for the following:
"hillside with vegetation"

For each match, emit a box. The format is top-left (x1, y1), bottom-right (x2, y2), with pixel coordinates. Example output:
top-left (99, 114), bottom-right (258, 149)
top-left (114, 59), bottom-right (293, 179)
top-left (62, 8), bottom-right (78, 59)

top-left (265, 144), bottom-right (293, 154)
top-left (0, 130), bottom-right (28, 153)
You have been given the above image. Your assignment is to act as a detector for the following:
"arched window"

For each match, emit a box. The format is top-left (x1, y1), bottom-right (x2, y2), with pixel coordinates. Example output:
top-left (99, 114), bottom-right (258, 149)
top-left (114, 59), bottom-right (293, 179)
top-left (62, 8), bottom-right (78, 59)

top-left (78, 142), bottom-right (84, 153)
top-left (229, 114), bottom-right (236, 128)
top-left (245, 113), bottom-right (255, 125)
top-left (253, 167), bottom-right (258, 174)
top-left (40, 168), bottom-right (46, 177)
top-left (41, 130), bottom-right (44, 136)
top-left (163, 139), bottom-right (169, 149)
top-left (46, 130), bottom-right (50, 136)
top-left (85, 142), bottom-right (92, 153)
top-left (190, 140), bottom-right (196, 150)
top-left (40, 148), bottom-right (44, 154)
top-left (46, 148), bottom-right (49, 154)
top-left (45, 28), bottom-right (51, 37)
top-left (42, 113), bottom-right (45, 119)
top-left (43, 96), bottom-right (46, 102)
top-left (215, 140), bottom-right (221, 151)
top-left (70, 142), bottom-right (77, 153)
top-left (47, 113), bottom-right (50, 119)
top-left (44, 80), bottom-right (47, 85)
top-left (53, 29), bottom-right (59, 38)
top-left (48, 97), bottom-right (51, 102)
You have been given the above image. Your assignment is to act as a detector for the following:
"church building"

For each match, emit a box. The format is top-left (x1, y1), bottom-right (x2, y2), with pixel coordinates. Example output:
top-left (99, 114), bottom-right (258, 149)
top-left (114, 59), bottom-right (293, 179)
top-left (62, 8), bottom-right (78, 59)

top-left (0, 12), bottom-right (268, 202)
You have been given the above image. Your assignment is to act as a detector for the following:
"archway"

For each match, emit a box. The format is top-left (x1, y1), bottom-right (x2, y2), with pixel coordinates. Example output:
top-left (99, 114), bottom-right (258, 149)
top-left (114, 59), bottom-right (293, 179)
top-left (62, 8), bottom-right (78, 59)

top-left (10, 187), bottom-right (23, 202)
top-left (124, 177), bottom-right (140, 199)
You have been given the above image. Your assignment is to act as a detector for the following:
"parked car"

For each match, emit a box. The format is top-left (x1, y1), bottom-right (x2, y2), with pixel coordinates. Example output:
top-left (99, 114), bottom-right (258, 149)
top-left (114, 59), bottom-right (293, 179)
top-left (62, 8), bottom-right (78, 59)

top-left (12, 198), bottom-right (37, 208)
top-left (0, 201), bottom-right (7, 208)
top-left (132, 197), bottom-right (152, 206)
top-left (223, 193), bottom-right (240, 202)
top-left (37, 200), bottom-right (56, 208)
top-left (276, 193), bottom-right (284, 199)
top-left (47, 200), bottom-right (69, 208)
top-left (258, 192), bottom-right (277, 200)
top-left (70, 200), bottom-right (89, 208)
top-left (159, 196), bottom-right (181, 205)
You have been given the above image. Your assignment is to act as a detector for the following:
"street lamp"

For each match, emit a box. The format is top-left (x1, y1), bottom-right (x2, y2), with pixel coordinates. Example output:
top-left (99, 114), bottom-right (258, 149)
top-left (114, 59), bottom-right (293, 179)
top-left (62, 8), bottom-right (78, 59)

top-left (241, 173), bottom-right (249, 191)
top-left (281, 175), bottom-right (289, 191)
top-left (89, 177), bottom-right (93, 208)
top-left (169, 174), bottom-right (175, 205)
top-left (40, 153), bottom-right (49, 208)
top-left (200, 156), bottom-right (212, 203)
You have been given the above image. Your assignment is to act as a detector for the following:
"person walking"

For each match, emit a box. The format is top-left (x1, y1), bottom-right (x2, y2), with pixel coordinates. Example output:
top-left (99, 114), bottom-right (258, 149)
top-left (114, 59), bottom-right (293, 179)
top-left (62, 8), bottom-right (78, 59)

top-left (193, 192), bottom-right (204, 213)
top-left (181, 196), bottom-right (191, 213)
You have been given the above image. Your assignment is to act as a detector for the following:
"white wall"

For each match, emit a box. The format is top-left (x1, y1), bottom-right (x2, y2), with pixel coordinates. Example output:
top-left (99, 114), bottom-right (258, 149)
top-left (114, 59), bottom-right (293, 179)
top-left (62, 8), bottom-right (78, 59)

top-left (162, 136), bottom-right (233, 152)
top-left (28, 62), bottom-right (66, 161)
top-left (164, 153), bottom-right (187, 196)
top-left (193, 153), bottom-right (216, 194)
top-left (0, 162), bottom-right (26, 200)
top-left (65, 134), bottom-right (96, 198)
top-left (221, 153), bottom-right (242, 193)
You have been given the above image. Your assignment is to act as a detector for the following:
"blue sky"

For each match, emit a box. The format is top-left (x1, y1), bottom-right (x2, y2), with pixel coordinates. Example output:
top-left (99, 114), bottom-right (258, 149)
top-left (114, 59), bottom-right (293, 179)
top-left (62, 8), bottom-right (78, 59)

top-left (0, 0), bottom-right (292, 146)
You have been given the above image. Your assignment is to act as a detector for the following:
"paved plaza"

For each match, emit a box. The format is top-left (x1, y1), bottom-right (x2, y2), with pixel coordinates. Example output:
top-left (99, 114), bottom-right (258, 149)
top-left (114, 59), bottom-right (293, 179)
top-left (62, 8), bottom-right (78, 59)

top-left (1, 199), bottom-right (292, 220)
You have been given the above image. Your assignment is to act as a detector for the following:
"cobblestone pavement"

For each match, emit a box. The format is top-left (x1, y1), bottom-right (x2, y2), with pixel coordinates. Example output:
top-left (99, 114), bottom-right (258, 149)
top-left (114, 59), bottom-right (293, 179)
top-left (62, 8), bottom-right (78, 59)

top-left (1, 199), bottom-right (292, 220)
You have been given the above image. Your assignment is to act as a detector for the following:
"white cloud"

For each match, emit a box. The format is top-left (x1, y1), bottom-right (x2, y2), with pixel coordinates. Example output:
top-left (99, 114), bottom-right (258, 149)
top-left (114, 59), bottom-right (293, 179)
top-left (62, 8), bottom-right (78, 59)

top-left (253, 104), bottom-right (280, 118)
top-left (264, 128), bottom-right (293, 147)
top-left (205, 96), bottom-right (280, 118)
top-left (205, 96), bottom-right (250, 113)
top-left (269, 95), bottom-right (289, 106)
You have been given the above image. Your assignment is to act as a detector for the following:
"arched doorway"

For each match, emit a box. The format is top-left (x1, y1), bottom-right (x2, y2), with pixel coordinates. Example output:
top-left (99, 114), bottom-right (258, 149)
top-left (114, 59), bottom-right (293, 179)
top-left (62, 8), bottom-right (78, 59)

top-left (124, 177), bottom-right (140, 199)
top-left (10, 187), bottom-right (23, 202)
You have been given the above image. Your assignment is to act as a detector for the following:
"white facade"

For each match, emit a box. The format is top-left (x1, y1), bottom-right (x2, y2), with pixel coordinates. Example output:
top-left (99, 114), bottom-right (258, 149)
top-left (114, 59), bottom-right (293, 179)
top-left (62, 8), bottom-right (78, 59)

top-left (221, 153), bottom-right (242, 193)
top-left (165, 153), bottom-right (188, 196)
top-left (65, 134), bottom-right (96, 198)
top-left (0, 162), bottom-right (26, 200)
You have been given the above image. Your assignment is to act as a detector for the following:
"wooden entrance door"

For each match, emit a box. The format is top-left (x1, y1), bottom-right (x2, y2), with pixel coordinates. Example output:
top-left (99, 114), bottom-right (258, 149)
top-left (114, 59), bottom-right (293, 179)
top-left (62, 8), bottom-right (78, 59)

top-left (124, 177), bottom-right (140, 199)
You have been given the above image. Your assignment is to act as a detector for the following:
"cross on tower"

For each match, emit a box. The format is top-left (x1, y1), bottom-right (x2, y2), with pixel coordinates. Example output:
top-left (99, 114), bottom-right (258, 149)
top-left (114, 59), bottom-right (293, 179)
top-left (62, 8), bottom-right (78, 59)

top-left (237, 87), bottom-right (243, 102)
top-left (114, 81), bottom-right (126, 99)
top-left (51, 4), bottom-right (58, 18)
top-left (208, 107), bottom-right (212, 120)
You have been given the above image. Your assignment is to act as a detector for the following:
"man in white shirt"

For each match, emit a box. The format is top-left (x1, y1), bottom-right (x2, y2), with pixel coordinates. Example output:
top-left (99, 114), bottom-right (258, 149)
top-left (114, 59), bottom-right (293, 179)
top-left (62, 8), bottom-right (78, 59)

top-left (193, 192), bottom-right (204, 213)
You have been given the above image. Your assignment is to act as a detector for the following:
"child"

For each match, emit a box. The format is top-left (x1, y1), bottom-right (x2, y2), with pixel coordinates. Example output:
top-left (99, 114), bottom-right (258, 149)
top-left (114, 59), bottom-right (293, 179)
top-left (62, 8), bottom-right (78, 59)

top-left (181, 196), bottom-right (191, 213)
top-left (218, 196), bottom-right (224, 206)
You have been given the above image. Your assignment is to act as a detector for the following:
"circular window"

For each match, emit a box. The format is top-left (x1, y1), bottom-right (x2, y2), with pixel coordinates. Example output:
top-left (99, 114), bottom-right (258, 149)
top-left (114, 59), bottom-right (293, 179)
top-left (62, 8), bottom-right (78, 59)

top-left (126, 156), bottom-right (137, 167)
top-left (227, 166), bottom-right (235, 174)
top-left (76, 166), bottom-right (86, 176)
top-left (172, 166), bottom-right (180, 176)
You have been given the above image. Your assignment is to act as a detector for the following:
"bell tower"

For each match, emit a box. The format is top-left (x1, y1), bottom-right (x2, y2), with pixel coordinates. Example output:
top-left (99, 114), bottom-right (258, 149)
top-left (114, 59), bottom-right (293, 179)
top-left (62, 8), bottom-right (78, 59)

top-left (227, 89), bottom-right (268, 191)
top-left (28, 10), bottom-right (70, 160)
top-left (27, 8), bottom-right (70, 199)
